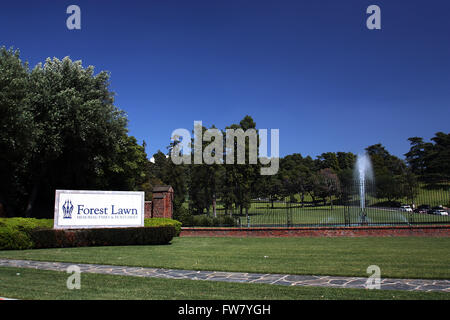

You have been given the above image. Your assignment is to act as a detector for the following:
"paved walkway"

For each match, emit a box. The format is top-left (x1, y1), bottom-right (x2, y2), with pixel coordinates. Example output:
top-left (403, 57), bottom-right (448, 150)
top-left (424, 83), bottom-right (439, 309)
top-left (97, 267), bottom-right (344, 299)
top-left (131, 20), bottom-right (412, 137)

top-left (0, 258), bottom-right (449, 293)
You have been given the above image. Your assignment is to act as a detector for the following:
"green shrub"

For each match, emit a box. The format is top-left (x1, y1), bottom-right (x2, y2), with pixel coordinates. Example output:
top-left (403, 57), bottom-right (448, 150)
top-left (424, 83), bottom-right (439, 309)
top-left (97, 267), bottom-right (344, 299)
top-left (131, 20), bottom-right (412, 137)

top-left (211, 217), bottom-right (220, 226)
top-left (173, 205), bottom-right (189, 221)
top-left (0, 217), bottom-right (176, 250)
top-left (182, 215), bottom-right (237, 227)
top-left (178, 212), bottom-right (195, 226)
top-left (0, 218), bottom-right (51, 250)
top-left (220, 215), bottom-right (236, 227)
top-left (0, 225), bottom-right (34, 250)
top-left (144, 218), bottom-right (182, 236)
top-left (0, 217), bottom-right (53, 232)
top-left (196, 215), bottom-right (212, 227)
top-left (30, 226), bottom-right (176, 249)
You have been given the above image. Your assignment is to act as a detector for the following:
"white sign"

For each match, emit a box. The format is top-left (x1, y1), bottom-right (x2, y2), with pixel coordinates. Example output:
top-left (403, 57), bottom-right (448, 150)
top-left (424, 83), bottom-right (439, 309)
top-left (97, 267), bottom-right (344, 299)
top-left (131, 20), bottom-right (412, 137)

top-left (54, 190), bottom-right (144, 229)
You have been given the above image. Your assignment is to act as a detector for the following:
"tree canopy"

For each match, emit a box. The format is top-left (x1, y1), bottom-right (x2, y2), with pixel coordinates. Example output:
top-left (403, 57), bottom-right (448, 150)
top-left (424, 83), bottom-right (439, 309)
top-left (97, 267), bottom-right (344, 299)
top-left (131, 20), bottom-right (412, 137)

top-left (405, 132), bottom-right (450, 185)
top-left (0, 47), bottom-right (148, 217)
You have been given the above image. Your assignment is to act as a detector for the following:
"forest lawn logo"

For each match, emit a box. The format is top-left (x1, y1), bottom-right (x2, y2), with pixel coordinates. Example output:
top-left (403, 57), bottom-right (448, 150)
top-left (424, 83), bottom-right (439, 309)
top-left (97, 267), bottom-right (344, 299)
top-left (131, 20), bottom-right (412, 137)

top-left (62, 200), bottom-right (74, 219)
top-left (61, 200), bottom-right (138, 218)
top-left (170, 121), bottom-right (279, 175)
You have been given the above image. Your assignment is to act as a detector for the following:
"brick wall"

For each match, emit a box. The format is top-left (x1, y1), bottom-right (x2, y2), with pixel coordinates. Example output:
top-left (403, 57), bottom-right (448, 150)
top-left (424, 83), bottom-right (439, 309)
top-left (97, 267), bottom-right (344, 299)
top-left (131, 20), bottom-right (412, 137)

top-left (145, 186), bottom-right (174, 219)
top-left (152, 197), bottom-right (165, 218)
top-left (180, 225), bottom-right (450, 237)
top-left (144, 201), bottom-right (152, 218)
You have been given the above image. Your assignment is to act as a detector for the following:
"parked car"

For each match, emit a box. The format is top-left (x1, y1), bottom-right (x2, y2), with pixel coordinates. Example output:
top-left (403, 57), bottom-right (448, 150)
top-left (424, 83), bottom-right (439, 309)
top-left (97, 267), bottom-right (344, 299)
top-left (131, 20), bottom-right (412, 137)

top-left (399, 205), bottom-right (413, 212)
top-left (415, 204), bottom-right (431, 214)
top-left (430, 206), bottom-right (449, 216)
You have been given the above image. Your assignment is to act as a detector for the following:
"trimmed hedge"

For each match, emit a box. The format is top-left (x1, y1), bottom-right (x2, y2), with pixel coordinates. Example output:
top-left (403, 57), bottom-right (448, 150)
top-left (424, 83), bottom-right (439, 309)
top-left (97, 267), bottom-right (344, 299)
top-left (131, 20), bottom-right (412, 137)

top-left (0, 217), bottom-right (53, 231)
top-left (144, 218), bottom-right (182, 236)
top-left (0, 218), bottom-right (53, 250)
top-left (30, 226), bottom-right (175, 249)
top-left (0, 225), bottom-right (34, 250)
top-left (180, 215), bottom-right (237, 227)
top-left (0, 217), bottom-right (178, 250)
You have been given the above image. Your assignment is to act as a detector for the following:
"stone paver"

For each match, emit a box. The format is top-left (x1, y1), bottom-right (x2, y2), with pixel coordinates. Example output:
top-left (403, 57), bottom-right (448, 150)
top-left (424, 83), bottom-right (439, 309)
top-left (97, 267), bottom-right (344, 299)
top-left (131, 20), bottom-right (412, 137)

top-left (0, 258), bottom-right (449, 293)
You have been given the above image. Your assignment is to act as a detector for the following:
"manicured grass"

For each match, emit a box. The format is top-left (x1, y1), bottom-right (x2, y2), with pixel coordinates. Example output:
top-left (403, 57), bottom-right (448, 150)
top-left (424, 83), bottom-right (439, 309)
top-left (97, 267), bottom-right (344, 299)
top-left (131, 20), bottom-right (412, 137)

top-left (0, 267), bottom-right (448, 300)
top-left (0, 237), bottom-right (449, 279)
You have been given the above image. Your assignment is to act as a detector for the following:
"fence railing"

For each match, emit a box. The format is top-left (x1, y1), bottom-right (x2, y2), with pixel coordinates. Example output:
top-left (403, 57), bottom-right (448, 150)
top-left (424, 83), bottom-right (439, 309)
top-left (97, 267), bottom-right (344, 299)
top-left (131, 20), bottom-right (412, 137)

top-left (229, 203), bottom-right (450, 227)
top-left (188, 186), bottom-right (450, 227)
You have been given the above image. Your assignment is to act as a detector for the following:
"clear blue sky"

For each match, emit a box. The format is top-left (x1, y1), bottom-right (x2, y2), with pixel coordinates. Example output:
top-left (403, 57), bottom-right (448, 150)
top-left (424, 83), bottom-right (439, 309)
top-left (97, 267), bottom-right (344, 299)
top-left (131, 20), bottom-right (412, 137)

top-left (1, 0), bottom-right (449, 159)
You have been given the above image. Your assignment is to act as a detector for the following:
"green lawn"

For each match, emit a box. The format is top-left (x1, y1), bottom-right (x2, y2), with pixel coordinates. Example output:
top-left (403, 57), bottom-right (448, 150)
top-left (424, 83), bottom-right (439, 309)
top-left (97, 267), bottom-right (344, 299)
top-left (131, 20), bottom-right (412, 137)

top-left (0, 266), bottom-right (448, 300)
top-left (0, 237), bottom-right (449, 279)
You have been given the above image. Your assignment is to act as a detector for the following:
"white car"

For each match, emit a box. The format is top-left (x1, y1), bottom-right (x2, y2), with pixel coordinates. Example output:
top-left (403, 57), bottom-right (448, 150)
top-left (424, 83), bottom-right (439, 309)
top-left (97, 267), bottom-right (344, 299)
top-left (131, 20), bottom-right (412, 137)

top-left (431, 209), bottom-right (449, 216)
top-left (400, 205), bottom-right (413, 212)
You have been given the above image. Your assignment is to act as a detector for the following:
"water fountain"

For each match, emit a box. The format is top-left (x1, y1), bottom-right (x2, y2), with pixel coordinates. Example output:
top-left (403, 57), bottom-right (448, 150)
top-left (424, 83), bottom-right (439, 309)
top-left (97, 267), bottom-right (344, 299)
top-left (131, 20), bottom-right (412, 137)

top-left (354, 153), bottom-right (374, 225)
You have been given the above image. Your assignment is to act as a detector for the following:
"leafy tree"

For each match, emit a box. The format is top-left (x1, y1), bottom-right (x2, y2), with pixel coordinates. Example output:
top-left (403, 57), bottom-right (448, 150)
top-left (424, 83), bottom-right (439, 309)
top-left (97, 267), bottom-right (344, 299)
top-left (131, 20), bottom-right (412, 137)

top-left (278, 154), bottom-right (313, 206)
top-left (365, 143), bottom-right (410, 204)
top-left (423, 132), bottom-right (450, 184)
top-left (317, 168), bottom-right (340, 209)
top-left (317, 152), bottom-right (340, 172)
top-left (0, 50), bottom-right (148, 217)
top-left (103, 135), bottom-right (149, 192)
top-left (399, 169), bottom-right (420, 205)
top-left (405, 133), bottom-right (450, 189)
top-left (24, 57), bottom-right (132, 217)
top-left (375, 174), bottom-right (404, 204)
top-left (220, 159), bottom-right (237, 216)
top-left (366, 143), bottom-right (406, 177)
top-left (338, 169), bottom-right (353, 203)
top-left (336, 152), bottom-right (356, 171)
top-left (259, 174), bottom-right (283, 208)
top-left (150, 151), bottom-right (169, 181)
top-left (307, 172), bottom-right (324, 206)
top-left (405, 137), bottom-right (431, 177)
top-left (0, 47), bottom-right (36, 216)
top-left (223, 116), bottom-right (260, 217)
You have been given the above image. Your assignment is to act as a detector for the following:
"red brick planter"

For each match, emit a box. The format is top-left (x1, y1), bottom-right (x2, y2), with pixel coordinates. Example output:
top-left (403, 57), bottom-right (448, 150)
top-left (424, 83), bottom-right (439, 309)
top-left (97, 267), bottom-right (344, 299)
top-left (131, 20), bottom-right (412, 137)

top-left (180, 225), bottom-right (450, 237)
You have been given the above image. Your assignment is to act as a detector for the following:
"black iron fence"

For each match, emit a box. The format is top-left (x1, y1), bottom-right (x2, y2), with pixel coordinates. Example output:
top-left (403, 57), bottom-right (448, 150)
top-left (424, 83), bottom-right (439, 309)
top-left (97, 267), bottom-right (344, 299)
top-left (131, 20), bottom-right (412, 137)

top-left (186, 185), bottom-right (450, 227)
